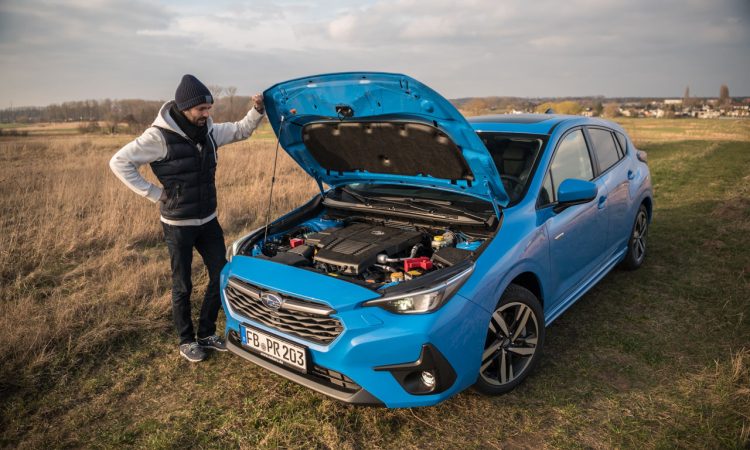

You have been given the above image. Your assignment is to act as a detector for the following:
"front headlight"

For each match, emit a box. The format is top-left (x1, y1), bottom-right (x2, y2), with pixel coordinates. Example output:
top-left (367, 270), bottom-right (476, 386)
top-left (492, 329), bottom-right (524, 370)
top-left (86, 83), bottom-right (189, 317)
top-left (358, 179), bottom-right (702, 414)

top-left (226, 239), bottom-right (240, 262)
top-left (226, 227), bottom-right (263, 262)
top-left (363, 263), bottom-right (474, 314)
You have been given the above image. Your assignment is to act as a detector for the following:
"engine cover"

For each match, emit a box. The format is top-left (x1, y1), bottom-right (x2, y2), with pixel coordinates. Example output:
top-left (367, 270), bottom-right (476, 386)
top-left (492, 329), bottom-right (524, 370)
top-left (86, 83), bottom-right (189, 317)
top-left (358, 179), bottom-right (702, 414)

top-left (312, 223), bottom-right (423, 275)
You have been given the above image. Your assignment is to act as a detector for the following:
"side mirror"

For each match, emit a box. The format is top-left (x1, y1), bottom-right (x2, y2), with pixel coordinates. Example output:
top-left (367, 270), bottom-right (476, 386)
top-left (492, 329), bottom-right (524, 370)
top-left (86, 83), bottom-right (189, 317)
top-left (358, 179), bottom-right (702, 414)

top-left (554, 179), bottom-right (598, 212)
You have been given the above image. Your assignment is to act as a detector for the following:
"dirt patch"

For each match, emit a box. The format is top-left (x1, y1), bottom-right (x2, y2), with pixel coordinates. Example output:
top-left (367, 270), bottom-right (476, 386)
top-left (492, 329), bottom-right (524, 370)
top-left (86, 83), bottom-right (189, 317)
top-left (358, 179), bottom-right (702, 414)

top-left (710, 197), bottom-right (750, 225)
top-left (702, 239), bottom-right (727, 251)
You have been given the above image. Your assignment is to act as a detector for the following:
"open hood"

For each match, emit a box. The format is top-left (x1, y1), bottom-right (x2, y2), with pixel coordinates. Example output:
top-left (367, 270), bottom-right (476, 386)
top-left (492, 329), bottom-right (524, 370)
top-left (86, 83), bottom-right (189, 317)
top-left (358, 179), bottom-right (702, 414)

top-left (263, 72), bottom-right (508, 207)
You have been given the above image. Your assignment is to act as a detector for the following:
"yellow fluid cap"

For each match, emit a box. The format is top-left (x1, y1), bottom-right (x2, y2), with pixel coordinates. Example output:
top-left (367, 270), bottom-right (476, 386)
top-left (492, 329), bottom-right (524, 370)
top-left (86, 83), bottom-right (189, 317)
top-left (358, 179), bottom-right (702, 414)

top-left (391, 272), bottom-right (404, 281)
top-left (407, 270), bottom-right (422, 276)
top-left (433, 235), bottom-right (444, 241)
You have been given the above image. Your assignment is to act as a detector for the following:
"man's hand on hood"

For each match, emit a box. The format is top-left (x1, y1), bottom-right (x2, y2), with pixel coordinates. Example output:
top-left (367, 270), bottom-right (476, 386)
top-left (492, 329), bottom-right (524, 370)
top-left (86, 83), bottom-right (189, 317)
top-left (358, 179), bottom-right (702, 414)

top-left (252, 94), bottom-right (264, 114)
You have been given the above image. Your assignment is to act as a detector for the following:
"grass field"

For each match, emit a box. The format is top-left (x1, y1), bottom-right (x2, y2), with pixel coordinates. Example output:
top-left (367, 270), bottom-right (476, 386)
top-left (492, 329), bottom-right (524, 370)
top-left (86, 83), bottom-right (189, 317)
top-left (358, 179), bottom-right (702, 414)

top-left (1, 119), bottom-right (748, 449)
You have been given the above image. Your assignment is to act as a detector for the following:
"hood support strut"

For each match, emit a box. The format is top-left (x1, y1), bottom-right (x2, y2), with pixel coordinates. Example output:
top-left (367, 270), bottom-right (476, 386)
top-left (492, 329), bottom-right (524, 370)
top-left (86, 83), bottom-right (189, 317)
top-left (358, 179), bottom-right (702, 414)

top-left (484, 180), bottom-right (502, 222)
top-left (263, 116), bottom-right (285, 245)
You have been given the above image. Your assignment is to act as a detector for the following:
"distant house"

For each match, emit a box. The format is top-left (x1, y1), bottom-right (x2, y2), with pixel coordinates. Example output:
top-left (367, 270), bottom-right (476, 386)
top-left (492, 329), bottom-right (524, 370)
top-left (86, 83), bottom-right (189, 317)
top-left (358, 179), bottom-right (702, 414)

top-left (648, 108), bottom-right (665, 118)
top-left (664, 99), bottom-right (683, 105)
top-left (698, 110), bottom-right (721, 119)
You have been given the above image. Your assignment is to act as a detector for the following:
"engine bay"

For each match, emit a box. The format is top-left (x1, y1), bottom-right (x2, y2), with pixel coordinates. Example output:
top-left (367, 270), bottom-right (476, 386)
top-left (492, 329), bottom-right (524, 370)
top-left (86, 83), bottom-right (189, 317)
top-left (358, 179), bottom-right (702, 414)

top-left (253, 218), bottom-right (487, 289)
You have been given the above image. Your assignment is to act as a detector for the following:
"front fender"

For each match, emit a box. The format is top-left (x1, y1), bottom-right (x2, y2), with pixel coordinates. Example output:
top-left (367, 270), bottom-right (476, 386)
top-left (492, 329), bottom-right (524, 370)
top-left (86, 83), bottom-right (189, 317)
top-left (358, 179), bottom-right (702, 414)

top-left (459, 221), bottom-right (550, 315)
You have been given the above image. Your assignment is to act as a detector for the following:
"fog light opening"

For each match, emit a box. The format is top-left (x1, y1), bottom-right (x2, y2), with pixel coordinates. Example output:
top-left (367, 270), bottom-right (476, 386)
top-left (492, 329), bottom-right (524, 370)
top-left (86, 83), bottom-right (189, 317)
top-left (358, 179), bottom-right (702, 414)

top-left (421, 370), bottom-right (436, 389)
top-left (374, 344), bottom-right (457, 395)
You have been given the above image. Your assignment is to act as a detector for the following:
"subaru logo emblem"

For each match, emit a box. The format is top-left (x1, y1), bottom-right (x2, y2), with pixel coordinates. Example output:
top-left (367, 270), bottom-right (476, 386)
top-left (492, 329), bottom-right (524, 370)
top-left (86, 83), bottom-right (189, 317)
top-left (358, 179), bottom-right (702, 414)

top-left (261, 292), bottom-right (284, 310)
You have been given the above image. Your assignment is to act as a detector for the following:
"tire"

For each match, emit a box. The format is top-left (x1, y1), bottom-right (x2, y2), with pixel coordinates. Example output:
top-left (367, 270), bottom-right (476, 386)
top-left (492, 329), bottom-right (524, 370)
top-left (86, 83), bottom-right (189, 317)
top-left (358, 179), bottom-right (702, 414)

top-left (621, 204), bottom-right (648, 270)
top-left (474, 284), bottom-right (545, 395)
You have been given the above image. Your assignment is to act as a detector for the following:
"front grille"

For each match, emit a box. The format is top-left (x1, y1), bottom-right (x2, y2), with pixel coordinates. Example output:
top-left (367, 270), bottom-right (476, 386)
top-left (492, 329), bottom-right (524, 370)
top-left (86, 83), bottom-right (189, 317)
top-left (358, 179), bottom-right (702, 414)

top-left (225, 277), bottom-right (344, 344)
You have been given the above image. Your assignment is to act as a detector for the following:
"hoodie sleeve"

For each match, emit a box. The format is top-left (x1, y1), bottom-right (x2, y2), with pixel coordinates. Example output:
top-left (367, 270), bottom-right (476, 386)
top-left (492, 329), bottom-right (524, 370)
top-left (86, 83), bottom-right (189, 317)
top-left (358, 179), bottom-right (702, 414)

top-left (109, 127), bottom-right (168, 203)
top-left (211, 107), bottom-right (265, 148)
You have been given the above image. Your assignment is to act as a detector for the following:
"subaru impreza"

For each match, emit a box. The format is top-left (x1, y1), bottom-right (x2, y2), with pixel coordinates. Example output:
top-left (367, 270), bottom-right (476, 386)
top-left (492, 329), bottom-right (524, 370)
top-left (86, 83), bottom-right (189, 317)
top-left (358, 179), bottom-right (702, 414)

top-left (220, 72), bottom-right (652, 408)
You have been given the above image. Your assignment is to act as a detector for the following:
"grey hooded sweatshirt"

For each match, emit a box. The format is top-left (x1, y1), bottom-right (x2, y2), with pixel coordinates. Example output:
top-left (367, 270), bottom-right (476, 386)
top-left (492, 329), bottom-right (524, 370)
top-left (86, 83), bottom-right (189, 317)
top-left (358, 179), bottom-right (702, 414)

top-left (109, 101), bottom-right (265, 226)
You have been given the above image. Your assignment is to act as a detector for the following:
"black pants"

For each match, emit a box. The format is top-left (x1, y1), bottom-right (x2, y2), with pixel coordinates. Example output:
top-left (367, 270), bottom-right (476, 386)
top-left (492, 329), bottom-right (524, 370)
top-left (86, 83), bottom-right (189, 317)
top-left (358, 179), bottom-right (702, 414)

top-left (162, 217), bottom-right (227, 345)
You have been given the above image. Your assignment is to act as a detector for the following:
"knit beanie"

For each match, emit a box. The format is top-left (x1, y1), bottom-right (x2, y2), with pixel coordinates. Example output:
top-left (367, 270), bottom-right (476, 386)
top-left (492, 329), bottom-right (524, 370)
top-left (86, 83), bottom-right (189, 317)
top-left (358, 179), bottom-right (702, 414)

top-left (175, 74), bottom-right (213, 111)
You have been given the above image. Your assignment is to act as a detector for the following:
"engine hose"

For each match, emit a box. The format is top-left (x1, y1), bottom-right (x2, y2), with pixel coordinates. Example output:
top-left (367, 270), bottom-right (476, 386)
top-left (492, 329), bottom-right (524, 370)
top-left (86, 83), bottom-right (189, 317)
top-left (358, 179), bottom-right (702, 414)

top-left (374, 264), bottom-right (397, 273)
top-left (376, 254), bottom-right (399, 264)
top-left (376, 244), bottom-right (423, 265)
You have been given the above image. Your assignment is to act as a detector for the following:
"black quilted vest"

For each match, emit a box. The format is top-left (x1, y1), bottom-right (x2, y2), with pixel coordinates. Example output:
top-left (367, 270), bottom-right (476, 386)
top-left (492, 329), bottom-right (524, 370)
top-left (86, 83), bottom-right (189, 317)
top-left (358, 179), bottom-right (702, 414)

top-left (150, 127), bottom-right (218, 220)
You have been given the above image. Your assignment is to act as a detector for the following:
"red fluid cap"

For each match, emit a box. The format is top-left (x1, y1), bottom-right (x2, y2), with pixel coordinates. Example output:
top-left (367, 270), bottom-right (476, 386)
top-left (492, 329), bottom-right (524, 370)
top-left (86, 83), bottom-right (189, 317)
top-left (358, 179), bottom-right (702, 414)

top-left (290, 238), bottom-right (305, 248)
top-left (404, 257), bottom-right (433, 272)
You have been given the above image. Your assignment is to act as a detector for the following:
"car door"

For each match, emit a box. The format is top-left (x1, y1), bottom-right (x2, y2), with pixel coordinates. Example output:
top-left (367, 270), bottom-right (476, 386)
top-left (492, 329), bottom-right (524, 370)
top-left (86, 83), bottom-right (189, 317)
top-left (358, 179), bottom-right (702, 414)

top-left (538, 128), bottom-right (609, 310)
top-left (585, 126), bottom-right (631, 257)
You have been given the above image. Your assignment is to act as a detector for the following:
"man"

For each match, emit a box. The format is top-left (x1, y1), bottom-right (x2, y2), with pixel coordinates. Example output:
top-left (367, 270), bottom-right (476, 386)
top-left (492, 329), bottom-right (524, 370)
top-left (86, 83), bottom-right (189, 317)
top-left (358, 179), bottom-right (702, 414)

top-left (110, 74), bottom-right (265, 362)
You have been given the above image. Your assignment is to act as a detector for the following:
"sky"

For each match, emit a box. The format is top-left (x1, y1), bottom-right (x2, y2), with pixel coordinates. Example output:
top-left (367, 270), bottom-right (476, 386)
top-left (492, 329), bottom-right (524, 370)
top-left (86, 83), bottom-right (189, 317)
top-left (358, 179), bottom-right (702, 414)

top-left (0, 0), bottom-right (748, 107)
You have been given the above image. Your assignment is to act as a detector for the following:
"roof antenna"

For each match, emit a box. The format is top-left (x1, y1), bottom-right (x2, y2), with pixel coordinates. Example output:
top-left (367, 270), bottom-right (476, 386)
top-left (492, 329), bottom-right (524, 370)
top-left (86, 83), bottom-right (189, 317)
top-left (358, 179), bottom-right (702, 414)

top-left (263, 115), bottom-right (285, 249)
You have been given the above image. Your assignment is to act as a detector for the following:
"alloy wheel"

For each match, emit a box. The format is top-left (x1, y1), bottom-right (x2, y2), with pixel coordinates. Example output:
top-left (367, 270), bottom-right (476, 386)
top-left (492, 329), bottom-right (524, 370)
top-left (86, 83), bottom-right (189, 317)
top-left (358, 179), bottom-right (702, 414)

top-left (631, 209), bottom-right (648, 264)
top-left (480, 301), bottom-right (540, 386)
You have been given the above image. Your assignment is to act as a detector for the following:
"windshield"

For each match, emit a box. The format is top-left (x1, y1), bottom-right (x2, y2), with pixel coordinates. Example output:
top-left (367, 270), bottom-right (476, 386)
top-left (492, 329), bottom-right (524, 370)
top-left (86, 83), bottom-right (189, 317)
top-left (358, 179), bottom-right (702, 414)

top-left (477, 133), bottom-right (546, 205)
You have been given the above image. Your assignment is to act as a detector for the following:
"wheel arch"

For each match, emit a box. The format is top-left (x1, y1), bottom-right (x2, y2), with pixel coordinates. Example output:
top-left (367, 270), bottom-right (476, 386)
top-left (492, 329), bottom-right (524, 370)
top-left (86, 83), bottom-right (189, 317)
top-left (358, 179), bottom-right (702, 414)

top-left (508, 272), bottom-right (544, 309)
top-left (641, 196), bottom-right (653, 222)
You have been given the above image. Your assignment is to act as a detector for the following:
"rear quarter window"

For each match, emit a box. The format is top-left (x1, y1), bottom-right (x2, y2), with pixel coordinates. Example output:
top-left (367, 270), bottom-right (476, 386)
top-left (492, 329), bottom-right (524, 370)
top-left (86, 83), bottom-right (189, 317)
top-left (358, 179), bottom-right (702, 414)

top-left (615, 131), bottom-right (628, 156)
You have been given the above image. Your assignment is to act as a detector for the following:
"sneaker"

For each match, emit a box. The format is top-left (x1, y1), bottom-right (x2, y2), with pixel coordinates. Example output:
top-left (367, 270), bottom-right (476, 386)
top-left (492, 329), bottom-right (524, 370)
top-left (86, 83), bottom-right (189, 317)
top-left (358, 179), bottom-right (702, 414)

top-left (197, 334), bottom-right (227, 352)
top-left (179, 342), bottom-right (207, 362)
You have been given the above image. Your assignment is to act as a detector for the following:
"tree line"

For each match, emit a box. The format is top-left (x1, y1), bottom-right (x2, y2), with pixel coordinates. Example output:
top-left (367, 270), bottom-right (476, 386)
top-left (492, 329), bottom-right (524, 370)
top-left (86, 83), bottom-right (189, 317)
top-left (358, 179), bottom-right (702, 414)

top-left (1, 83), bottom-right (740, 131)
top-left (0, 86), bottom-right (254, 134)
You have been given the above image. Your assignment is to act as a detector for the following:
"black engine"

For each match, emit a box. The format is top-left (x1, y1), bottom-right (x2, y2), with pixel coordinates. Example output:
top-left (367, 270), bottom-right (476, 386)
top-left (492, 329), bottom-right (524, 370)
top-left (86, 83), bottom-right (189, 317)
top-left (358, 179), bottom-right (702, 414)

top-left (258, 220), bottom-right (480, 287)
top-left (309, 223), bottom-right (423, 275)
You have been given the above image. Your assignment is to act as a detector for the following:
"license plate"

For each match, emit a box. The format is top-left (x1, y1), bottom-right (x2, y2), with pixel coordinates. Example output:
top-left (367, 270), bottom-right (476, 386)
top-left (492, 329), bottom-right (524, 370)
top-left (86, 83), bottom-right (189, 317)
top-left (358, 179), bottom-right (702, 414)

top-left (242, 325), bottom-right (308, 373)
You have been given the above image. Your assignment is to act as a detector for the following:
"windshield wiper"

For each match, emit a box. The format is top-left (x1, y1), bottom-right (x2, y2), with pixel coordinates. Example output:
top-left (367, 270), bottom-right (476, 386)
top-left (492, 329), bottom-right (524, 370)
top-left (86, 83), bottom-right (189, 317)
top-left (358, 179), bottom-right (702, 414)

top-left (374, 195), bottom-right (491, 224)
top-left (340, 187), bottom-right (372, 206)
top-left (339, 188), bottom-right (492, 223)
top-left (404, 197), bottom-right (490, 223)
top-left (338, 188), bottom-right (432, 213)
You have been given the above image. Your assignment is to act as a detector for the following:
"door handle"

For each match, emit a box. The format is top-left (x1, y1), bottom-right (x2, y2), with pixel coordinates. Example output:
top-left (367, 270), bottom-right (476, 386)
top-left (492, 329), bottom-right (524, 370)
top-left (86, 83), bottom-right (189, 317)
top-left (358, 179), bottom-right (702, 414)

top-left (627, 170), bottom-right (635, 180)
top-left (598, 195), bottom-right (607, 209)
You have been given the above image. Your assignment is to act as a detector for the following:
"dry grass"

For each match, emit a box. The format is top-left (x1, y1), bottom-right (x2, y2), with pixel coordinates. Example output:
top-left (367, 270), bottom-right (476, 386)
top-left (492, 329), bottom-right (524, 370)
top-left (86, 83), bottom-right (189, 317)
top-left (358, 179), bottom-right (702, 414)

top-left (0, 133), bottom-right (316, 396)
top-left (615, 118), bottom-right (750, 144)
top-left (1, 120), bottom-right (749, 448)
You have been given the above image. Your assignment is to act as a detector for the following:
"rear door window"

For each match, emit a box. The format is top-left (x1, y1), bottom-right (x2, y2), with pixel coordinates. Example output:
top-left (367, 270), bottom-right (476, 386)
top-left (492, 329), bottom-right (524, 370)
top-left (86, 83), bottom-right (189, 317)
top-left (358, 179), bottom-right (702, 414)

top-left (588, 128), bottom-right (621, 173)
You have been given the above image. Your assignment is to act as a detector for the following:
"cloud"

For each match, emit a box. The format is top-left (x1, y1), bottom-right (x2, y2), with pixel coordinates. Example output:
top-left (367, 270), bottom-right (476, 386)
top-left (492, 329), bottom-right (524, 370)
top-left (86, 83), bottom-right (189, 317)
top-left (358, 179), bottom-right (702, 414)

top-left (1, 0), bottom-right (749, 106)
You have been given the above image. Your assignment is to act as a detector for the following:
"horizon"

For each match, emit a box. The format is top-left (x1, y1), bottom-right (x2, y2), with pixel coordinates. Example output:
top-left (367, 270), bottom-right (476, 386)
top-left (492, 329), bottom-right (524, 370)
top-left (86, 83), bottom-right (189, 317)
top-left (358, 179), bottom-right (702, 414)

top-left (4, 91), bottom-right (749, 111)
top-left (1, 0), bottom-right (749, 107)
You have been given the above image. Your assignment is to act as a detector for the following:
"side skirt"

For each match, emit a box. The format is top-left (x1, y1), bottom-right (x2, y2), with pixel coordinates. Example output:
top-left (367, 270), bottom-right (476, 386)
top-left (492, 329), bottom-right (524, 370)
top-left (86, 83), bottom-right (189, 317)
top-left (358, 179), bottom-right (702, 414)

top-left (544, 247), bottom-right (627, 326)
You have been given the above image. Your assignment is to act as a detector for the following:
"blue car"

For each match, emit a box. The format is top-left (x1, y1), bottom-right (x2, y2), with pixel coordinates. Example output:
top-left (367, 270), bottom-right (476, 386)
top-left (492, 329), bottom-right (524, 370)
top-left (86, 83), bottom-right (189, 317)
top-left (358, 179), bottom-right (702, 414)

top-left (220, 72), bottom-right (652, 408)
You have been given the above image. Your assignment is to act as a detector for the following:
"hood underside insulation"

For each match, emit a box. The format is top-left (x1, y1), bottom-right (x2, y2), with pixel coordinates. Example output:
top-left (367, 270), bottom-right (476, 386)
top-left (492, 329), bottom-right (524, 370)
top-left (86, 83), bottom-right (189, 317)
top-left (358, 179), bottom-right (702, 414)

top-left (302, 121), bottom-right (475, 182)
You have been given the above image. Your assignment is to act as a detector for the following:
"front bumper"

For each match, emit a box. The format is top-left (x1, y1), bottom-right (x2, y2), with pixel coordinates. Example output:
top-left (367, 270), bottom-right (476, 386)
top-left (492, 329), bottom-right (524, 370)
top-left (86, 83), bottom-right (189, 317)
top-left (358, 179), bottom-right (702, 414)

top-left (221, 273), bottom-right (488, 408)
top-left (226, 330), bottom-right (384, 406)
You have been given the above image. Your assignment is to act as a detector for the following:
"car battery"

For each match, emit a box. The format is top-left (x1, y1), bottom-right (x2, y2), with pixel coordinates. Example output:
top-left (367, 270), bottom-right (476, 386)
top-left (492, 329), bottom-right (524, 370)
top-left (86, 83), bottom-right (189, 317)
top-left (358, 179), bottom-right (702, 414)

top-left (404, 256), bottom-right (433, 272)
